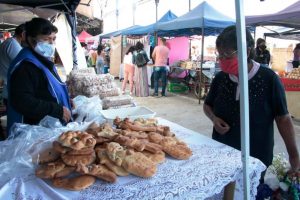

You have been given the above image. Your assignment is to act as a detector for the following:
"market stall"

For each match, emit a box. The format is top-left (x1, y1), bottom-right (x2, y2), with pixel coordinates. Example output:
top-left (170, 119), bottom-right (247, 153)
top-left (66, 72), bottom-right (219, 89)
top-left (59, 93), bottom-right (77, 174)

top-left (0, 117), bottom-right (265, 199)
top-left (246, 1), bottom-right (300, 120)
top-left (280, 68), bottom-right (300, 119)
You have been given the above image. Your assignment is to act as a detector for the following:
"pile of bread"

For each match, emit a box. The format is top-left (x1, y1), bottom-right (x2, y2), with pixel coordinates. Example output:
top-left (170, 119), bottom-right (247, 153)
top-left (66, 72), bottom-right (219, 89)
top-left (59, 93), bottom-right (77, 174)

top-left (34, 118), bottom-right (192, 191)
top-left (66, 69), bottom-right (120, 98)
top-left (286, 68), bottom-right (300, 79)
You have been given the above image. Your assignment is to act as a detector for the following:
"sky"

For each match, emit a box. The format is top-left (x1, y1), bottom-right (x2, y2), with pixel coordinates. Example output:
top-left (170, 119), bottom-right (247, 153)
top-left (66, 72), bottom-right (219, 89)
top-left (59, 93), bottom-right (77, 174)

top-left (93, 0), bottom-right (299, 33)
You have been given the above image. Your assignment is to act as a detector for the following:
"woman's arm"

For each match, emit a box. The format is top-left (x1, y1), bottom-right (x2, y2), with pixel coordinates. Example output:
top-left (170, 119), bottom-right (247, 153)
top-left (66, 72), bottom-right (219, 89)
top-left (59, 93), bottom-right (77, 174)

top-left (275, 114), bottom-right (300, 171)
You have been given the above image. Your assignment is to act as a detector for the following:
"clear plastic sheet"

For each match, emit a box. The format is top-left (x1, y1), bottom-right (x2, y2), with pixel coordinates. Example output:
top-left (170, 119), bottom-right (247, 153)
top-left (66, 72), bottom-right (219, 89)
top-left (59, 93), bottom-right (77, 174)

top-left (72, 95), bottom-right (105, 123)
top-left (0, 116), bottom-right (98, 187)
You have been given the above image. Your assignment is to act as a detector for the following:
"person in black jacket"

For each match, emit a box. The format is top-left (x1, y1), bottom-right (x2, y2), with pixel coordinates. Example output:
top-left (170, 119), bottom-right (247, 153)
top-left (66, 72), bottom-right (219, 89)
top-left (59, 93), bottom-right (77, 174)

top-left (254, 38), bottom-right (271, 67)
top-left (7, 18), bottom-right (72, 134)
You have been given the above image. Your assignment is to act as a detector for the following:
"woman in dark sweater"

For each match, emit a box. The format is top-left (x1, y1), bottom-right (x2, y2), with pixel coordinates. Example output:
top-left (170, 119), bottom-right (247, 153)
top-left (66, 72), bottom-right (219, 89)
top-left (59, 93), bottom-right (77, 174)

top-left (203, 26), bottom-right (299, 173)
top-left (7, 18), bottom-right (72, 135)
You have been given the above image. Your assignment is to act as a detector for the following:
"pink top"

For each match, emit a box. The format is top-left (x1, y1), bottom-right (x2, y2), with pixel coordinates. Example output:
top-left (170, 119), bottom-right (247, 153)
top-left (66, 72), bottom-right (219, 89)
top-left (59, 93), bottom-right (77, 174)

top-left (152, 45), bottom-right (169, 66)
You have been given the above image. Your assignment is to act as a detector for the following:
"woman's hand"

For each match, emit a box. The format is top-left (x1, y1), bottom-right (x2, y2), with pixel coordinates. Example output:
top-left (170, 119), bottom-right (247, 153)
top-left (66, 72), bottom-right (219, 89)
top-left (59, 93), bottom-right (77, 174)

top-left (213, 116), bottom-right (230, 135)
top-left (63, 106), bottom-right (71, 122)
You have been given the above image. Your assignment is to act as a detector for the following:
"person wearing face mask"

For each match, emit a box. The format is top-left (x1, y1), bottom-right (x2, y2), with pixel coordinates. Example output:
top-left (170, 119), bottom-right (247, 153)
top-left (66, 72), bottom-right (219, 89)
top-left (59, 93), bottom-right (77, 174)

top-left (0, 24), bottom-right (25, 106)
top-left (6, 18), bottom-right (72, 136)
top-left (203, 26), bottom-right (300, 177)
top-left (254, 38), bottom-right (271, 68)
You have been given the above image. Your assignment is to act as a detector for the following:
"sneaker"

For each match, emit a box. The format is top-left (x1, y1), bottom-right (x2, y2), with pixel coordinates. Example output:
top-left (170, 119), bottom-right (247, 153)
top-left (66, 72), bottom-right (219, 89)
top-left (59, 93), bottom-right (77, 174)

top-left (129, 92), bottom-right (133, 95)
top-left (122, 91), bottom-right (125, 95)
top-left (152, 93), bottom-right (159, 97)
top-left (161, 94), bottom-right (166, 97)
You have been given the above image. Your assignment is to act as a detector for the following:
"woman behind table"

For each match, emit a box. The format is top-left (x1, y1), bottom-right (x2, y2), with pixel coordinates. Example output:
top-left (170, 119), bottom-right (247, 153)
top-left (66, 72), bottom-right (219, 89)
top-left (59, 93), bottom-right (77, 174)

top-left (133, 42), bottom-right (150, 97)
top-left (96, 45), bottom-right (105, 74)
top-left (7, 18), bottom-right (72, 135)
top-left (292, 43), bottom-right (300, 68)
top-left (254, 38), bottom-right (271, 68)
top-left (122, 46), bottom-right (135, 95)
top-left (203, 26), bottom-right (299, 172)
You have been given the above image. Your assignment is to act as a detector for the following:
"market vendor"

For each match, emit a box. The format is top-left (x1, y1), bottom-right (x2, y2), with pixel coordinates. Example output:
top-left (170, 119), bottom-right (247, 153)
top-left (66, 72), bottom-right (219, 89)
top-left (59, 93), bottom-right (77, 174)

top-left (7, 18), bottom-right (72, 135)
top-left (203, 26), bottom-right (300, 175)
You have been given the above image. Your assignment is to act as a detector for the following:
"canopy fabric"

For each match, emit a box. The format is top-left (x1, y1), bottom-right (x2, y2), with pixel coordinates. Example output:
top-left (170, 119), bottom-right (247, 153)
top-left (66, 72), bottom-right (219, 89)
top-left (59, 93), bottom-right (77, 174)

top-left (0, 0), bottom-right (81, 12)
top-left (121, 10), bottom-right (177, 36)
top-left (0, 4), bottom-right (58, 27)
top-left (78, 30), bottom-right (93, 42)
top-left (100, 25), bottom-right (142, 39)
top-left (246, 1), bottom-right (300, 29)
top-left (156, 1), bottom-right (235, 36)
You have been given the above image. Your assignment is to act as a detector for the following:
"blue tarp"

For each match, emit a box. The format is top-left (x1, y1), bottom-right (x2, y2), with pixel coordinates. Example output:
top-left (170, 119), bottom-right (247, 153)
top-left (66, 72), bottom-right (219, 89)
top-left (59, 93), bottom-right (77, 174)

top-left (156, 1), bottom-right (235, 36)
top-left (121, 10), bottom-right (177, 36)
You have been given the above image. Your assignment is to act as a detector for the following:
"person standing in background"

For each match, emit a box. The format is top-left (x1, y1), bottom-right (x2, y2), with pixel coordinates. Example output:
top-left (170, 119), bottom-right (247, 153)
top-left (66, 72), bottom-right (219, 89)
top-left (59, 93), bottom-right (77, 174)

top-left (96, 45), bottom-right (105, 74)
top-left (0, 24), bottom-right (25, 106)
top-left (133, 42), bottom-right (150, 97)
top-left (122, 46), bottom-right (135, 95)
top-left (254, 38), bottom-right (271, 68)
top-left (292, 43), bottom-right (300, 68)
top-left (152, 37), bottom-right (170, 97)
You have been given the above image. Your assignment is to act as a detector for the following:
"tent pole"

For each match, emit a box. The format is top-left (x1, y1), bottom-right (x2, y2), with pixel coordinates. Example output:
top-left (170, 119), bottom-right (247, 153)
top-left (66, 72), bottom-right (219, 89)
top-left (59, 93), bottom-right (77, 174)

top-left (66, 10), bottom-right (78, 70)
top-left (235, 0), bottom-right (250, 199)
top-left (199, 18), bottom-right (204, 104)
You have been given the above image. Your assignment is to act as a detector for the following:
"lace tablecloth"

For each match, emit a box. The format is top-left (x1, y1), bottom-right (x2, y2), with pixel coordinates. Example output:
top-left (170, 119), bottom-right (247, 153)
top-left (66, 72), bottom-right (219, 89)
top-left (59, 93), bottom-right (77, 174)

top-left (0, 118), bottom-right (266, 200)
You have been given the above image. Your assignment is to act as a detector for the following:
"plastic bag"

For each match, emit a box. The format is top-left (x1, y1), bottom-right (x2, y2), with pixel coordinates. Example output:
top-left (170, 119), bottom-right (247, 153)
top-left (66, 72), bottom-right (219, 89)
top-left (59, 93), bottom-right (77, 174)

top-left (72, 95), bottom-right (105, 123)
top-left (0, 118), bottom-right (97, 187)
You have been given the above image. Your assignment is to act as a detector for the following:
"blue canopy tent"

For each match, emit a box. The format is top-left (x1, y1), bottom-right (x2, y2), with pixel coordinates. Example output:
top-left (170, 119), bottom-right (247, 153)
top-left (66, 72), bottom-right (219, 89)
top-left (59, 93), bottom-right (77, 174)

top-left (156, 1), bottom-right (235, 103)
top-left (120, 10), bottom-right (177, 36)
top-left (100, 25), bottom-right (142, 39)
top-left (156, 1), bottom-right (235, 37)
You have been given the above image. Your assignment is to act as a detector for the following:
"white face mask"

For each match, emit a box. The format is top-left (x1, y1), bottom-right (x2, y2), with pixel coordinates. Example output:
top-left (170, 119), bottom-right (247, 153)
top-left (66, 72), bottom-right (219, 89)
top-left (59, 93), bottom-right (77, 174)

top-left (34, 41), bottom-right (55, 58)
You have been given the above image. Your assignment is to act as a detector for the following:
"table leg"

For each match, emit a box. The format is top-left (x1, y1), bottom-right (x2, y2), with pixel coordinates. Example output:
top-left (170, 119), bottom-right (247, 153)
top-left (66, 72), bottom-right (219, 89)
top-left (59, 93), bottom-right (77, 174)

top-left (223, 181), bottom-right (235, 200)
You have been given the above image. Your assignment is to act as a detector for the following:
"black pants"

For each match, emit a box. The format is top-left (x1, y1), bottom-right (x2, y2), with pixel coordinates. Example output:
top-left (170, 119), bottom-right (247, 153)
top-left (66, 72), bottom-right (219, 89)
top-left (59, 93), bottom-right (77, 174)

top-left (292, 60), bottom-right (299, 68)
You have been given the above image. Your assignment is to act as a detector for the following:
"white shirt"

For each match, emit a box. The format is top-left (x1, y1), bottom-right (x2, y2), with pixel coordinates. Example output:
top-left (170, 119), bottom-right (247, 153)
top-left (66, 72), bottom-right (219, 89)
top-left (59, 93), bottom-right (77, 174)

top-left (123, 53), bottom-right (133, 65)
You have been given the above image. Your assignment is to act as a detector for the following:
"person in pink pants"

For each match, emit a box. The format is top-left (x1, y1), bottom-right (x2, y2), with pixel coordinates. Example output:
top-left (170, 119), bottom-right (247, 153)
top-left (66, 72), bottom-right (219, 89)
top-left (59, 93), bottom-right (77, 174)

top-left (122, 46), bottom-right (135, 95)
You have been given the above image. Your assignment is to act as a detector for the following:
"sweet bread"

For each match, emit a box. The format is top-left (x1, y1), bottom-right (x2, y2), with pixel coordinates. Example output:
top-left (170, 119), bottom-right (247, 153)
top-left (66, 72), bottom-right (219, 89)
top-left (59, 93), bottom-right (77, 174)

top-left (122, 150), bottom-right (157, 178)
top-left (162, 144), bottom-right (192, 160)
top-left (33, 147), bottom-right (60, 164)
top-left (36, 160), bottom-right (74, 179)
top-left (58, 131), bottom-right (96, 150)
top-left (96, 148), bottom-right (129, 176)
top-left (142, 150), bottom-right (165, 164)
top-left (53, 141), bottom-right (71, 154)
top-left (66, 147), bottom-right (95, 156)
top-left (61, 152), bottom-right (96, 166)
top-left (106, 142), bottom-right (126, 166)
top-left (52, 175), bottom-right (96, 191)
top-left (76, 164), bottom-right (117, 183)
top-left (148, 132), bottom-right (164, 144)
top-left (113, 135), bottom-right (146, 152)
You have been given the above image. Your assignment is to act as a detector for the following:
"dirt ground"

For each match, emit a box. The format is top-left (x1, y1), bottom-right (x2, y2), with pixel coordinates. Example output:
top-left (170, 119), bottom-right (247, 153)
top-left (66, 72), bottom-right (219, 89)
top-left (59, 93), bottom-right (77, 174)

top-left (117, 80), bottom-right (300, 159)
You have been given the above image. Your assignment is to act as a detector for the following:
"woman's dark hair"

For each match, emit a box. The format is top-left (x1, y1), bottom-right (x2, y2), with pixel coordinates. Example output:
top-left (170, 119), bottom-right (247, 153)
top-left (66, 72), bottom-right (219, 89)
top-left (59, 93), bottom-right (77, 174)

top-left (14, 24), bottom-right (25, 37)
top-left (135, 42), bottom-right (144, 51)
top-left (126, 46), bottom-right (135, 55)
top-left (216, 25), bottom-right (255, 61)
top-left (97, 45), bottom-right (103, 55)
top-left (295, 43), bottom-right (300, 49)
top-left (256, 38), bottom-right (265, 46)
top-left (25, 18), bottom-right (58, 38)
